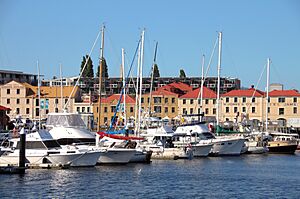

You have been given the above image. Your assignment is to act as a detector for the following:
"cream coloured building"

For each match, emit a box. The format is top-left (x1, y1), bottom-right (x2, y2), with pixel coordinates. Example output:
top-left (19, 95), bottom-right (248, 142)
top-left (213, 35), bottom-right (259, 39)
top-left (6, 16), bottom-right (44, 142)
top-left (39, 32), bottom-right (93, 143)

top-left (0, 80), bottom-right (80, 120)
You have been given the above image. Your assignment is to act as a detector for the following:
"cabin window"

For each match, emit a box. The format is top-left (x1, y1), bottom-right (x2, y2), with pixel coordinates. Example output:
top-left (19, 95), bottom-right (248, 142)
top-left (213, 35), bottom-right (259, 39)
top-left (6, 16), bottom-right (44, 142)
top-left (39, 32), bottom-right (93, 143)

top-left (17, 141), bottom-right (46, 149)
top-left (279, 108), bottom-right (284, 115)
top-left (43, 140), bottom-right (61, 148)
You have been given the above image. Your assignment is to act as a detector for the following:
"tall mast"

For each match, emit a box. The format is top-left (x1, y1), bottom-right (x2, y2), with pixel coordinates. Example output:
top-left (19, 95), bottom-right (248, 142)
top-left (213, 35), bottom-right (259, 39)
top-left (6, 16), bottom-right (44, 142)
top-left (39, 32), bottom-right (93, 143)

top-left (60, 63), bottom-right (63, 112)
top-left (37, 60), bottom-right (41, 130)
top-left (134, 40), bottom-right (141, 134)
top-left (265, 58), bottom-right (270, 131)
top-left (138, 29), bottom-right (145, 133)
top-left (97, 25), bottom-right (105, 132)
top-left (216, 31), bottom-right (222, 126)
top-left (148, 41), bottom-right (158, 116)
top-left (121, 48), bottom-right (127, 126)
top-left (200, 54), bottom-right (205, 121)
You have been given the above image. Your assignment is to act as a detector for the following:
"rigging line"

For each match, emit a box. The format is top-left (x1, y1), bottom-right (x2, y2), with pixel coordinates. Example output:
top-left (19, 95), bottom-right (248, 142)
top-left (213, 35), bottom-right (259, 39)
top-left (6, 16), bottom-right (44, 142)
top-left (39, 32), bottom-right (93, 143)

top-left (246, 63), bottom-right (266, 114)
top-left (106, 29), bottom-right (122, 71)
top-left (64, 29), bottom-right (101, 110)
top-left (108, 38), bottom-right (141, 130)
top-left (193, 37), bottom-right (218, 111)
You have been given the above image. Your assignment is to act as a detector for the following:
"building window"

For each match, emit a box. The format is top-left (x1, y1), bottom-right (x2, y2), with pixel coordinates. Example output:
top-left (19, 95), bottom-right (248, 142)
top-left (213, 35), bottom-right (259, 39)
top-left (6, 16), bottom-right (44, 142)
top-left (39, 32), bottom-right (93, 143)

top-left (172, 98), bottom-right (175, 104)
top-left (46, 109), bottom-right (49, 114)
top-left (190, 108), bottom-right (193, 114)
top-left (7, 99), bottom-right (10, 104)
top-left (279, 108), bottom-right (284, 115)
top-left (183, 108), bottom-right (187, 115)
top-left (190, 99), bottom-right (194, 104)
top-left (16, 108), bottom-right (20, 114)
top-left (205, 99), bottom-right (209, 104)
top-left (104, 107), bottom-right (108, 113)
top-left (234, 97), bottom-right (238, 103)
top-left (165, 107), bottom-right (168, 113)
top-left (213, 108), bottom-right (216, 114)
top-left (198, 108), bottom-right (200, 114)
top-left (147, 97), bottom-right (150, 103)
top-left (154, 106), bottom-right (161, 113)
top-left (65, 99), bottom-right (68, 104)
top-left (104, 117), bottom-right (108, 124)
top-left (226, 97), bottom-right (229, 103)
top-left (172, 107), bottom-right (175, 113)
top-left (234, 107), bottom-right (238, 113)
top-left (252, 107), bottom-right (256, 113)
top-left (77, 107), bottom-right (80, 112)
top-left (213, 99), bottom-right (216, 104)
top-left (154, 97), bottom-right (161, 104)
top-left (294, 107), bottom-right (297, 114)
top-left (242, 97), bottom-right (246, 103)
top-left (16, 99), bottom-right (20, 104)
top-left (55, 99), bottom-right (59, 104)
top-left (141, 97), bottom-right (144, 103)
top-left (130, 107), bottom-right (134, 113)
top-left (183, 99), bottom-right (186, 104)
top-left (7, 89), bottom-right (10, 94)
top-left (294, 97), bottom-right (297, 103)
top-left (111, 106), bottom-right (116, 113)
top-left (16, 89), bottom-right (20, 94)
top-left (82, 107), bottom-right (85, 112)
top-left (252, 98), bottom-right (255, 103)
top-left (268, 107), bottom-right (270, 113)
top-left (36, 99), bottom-right (39, 106)
top-left (26, 108), bottom-right (30, 114)
top-left (278, 97), bottom-right (285, 103)
top-left (87, 107), bottom-right (90, 113)
top-left (165, 98), bottom-right (168, 104)
top-left (198, 99), bottom-right (201, 104)
top-left (26, 99), bottom-right (30, 104)
top-left (35, 108), bottom-right (39, 116)
top-left (205, 108), bottom-right (209, 114)
top-left (226, 107), bottom-right (229, 113)
top-left (242, 107), bottom-right (246, 113)
top-left (55, 108), bottom-right (58, 113)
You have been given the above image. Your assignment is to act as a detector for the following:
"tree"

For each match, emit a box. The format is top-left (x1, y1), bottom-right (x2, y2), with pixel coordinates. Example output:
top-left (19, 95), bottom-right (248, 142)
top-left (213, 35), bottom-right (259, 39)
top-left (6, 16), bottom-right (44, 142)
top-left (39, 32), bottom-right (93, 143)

top-left (80, 55), bottom-right (94, 78)
top-left (96, 58), bottom-right (109, 78)
top-left (179, 69), bottom-right (186, 78)
top-left (153, 64), bottom-right (160, 78)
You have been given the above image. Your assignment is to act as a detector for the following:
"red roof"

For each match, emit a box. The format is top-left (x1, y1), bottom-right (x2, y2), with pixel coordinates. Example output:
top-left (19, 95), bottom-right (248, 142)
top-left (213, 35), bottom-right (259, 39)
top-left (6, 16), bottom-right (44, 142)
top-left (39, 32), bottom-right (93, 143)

top-left (222, 88), bottom-right (265, 97)
top-left (146, 89), bottom-right (178, 96)
top-left (180, 86), bottom-right (216, 98)
top-left (0, 105), bottom-right (11, 111)
top-left (101, 94), bottom-right (135, 104)
top-left (157, 82), bottom-right (193, 94)
top-left (268, 89), bottom-right (300, 97)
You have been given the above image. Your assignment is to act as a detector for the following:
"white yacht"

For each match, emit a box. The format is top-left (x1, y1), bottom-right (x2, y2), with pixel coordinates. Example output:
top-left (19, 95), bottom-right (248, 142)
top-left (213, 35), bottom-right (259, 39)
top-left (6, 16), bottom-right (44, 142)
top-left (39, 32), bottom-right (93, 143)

top-left (46, 112), bottom-right (138, 164)
top-left (174, 122), bottom-right (245, 156)
top-left (0, 128), bottom-right (101, 167)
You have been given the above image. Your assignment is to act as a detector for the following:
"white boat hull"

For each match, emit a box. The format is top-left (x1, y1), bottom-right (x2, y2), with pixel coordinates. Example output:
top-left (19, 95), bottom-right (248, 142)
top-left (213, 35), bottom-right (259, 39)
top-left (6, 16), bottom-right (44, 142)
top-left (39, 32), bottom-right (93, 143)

top-left (210, 138), bottom-right (245, 156)
top-left (97, 148), bottom-right (136, 164)
top-left (192, 144), bottom-right (213, 157)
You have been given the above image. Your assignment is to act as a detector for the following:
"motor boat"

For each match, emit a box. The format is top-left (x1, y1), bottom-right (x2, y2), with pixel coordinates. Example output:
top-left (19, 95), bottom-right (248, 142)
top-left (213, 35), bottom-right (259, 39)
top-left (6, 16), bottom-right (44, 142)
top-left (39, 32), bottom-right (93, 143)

top-left (0, 128), bottom-right (101, 167)
top-left (267, 132), bottom-right (298, 154)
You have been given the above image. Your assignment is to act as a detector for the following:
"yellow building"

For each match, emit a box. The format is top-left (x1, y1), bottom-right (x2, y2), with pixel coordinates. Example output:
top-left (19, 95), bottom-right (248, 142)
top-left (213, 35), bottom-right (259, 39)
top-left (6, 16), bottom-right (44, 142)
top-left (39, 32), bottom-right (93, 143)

top-left (0, 80), bottom-right (80, 120)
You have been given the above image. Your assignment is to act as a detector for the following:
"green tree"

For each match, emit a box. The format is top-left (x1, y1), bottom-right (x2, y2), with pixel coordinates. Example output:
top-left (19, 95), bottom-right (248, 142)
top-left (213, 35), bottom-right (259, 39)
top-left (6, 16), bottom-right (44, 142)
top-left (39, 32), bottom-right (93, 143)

top-left (80, 55), bottom-right (94, 78)
top-left (153, 64), bottom-right (160, 78)
top-left (179, 69), bottom-right (186, 78)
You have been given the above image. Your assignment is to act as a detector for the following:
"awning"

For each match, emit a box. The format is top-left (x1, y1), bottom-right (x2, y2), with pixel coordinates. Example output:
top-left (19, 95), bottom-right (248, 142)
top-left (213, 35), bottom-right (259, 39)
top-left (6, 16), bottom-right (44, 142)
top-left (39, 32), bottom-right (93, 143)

top-left (0, 105), bottom-right (10, 111)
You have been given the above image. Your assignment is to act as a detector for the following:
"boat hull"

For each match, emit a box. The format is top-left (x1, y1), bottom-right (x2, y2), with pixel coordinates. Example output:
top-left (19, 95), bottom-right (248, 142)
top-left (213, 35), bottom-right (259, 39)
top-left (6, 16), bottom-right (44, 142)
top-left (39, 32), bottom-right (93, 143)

top-left (210, 138), bottom-right (245, 156)
top-left (267, 142), bottom-right (297, 154)
top-left (97, 148), bottom-right (136, 164)
top-left (129, 150), bottom-right (152, 163)
top-left (192, 144), bottom-right (213, 157)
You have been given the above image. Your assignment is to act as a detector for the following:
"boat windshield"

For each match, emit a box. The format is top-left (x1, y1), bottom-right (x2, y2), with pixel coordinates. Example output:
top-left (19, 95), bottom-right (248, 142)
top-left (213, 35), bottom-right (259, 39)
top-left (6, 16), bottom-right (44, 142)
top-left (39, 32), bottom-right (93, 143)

top-left (46, 114), bottom-right (86, 128)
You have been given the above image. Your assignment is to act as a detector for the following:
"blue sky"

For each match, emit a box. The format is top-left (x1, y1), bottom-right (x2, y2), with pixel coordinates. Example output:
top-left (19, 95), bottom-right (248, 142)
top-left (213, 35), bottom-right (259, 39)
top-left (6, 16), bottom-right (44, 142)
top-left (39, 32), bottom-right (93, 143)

top-left (0, 0), bottom-right (300, 90)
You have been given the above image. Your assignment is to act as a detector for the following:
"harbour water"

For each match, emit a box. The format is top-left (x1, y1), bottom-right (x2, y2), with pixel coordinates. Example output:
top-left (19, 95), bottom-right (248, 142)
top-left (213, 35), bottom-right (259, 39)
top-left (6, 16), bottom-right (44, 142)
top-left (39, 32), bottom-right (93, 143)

top-left (1, 153), bottom-right (300, 198)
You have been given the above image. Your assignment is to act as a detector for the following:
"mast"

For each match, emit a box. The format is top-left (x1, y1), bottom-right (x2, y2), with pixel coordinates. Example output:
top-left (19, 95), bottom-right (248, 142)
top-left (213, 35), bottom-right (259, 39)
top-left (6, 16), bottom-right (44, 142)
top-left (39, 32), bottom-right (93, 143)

top-left (97, 25), bottom-right (105, 132)
top-left (216, 31), bottom-right (222, 126)
top-left (134, 39), bottom-right (141, 134)
top-left (137, 29), bottom-right (145, 133)
top-left (60, 63), bottom-right (63, 112)
top-left (148, 41), bottom-right (158, 116)
top-left (265, 58), bottom-right (270, 131)
top-left (37, 60), bottom-right (41, 130)
top-left (121, 48), bottom-right (127, 126)
top-left (200, 54), bottom-right (205, 121)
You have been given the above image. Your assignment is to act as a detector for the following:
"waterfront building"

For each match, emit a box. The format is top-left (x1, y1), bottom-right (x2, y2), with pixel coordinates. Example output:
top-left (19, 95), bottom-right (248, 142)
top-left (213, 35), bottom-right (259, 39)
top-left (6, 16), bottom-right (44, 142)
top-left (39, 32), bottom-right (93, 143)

top-left (178, 86), bottom-right (217, 121)
top-left (0, 69), bottom-right (40, 86)
top-left (0, 81), bottom-right (80, 120)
